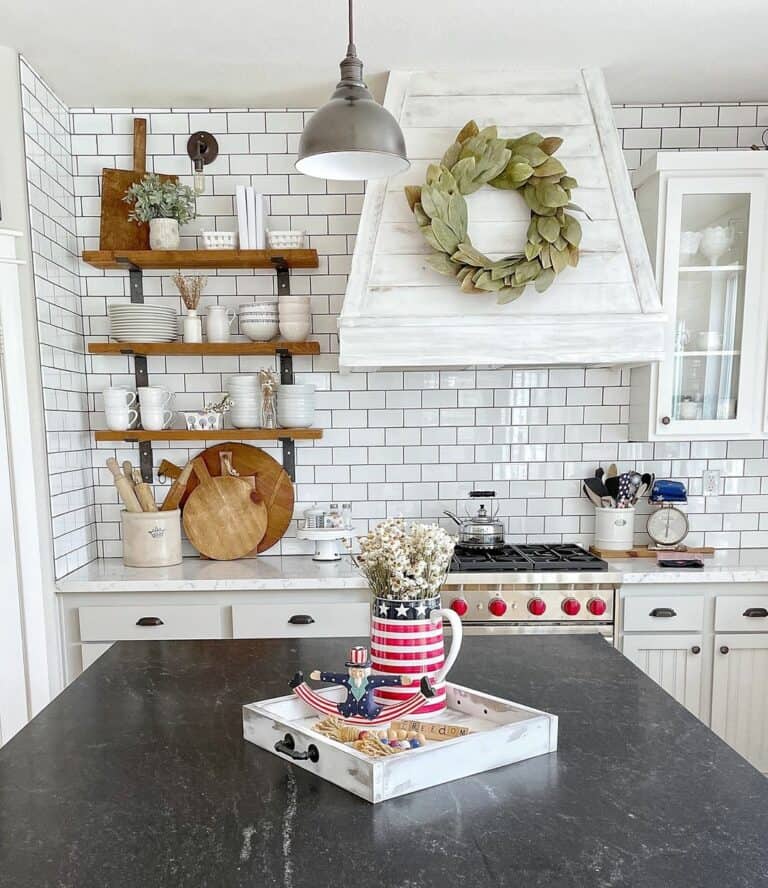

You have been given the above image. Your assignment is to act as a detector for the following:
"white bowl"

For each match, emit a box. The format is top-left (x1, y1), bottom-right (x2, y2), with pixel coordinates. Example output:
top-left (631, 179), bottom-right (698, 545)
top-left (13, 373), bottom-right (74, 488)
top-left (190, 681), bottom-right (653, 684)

top-left (279, 322), bottom-right (311, 342)
top-left (241, 321), bottom-right (279, 341)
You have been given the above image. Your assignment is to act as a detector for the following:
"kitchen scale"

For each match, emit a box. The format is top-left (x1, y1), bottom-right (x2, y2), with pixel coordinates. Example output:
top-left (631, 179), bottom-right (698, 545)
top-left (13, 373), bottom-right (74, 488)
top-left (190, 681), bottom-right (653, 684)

top-left (646, 480), bottom-right (703, 566)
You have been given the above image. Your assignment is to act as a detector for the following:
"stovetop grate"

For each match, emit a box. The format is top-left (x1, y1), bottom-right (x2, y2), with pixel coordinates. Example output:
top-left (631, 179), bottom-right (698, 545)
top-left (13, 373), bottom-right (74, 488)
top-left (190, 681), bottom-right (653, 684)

top-left (451, 542), bottom-right (609, 573)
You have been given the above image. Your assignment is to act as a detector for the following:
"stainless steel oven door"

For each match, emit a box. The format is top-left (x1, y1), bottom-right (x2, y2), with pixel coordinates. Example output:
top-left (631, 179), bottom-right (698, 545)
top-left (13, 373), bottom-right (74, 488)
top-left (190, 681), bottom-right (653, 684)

top-left (457, 623), bottom-right (614, 645)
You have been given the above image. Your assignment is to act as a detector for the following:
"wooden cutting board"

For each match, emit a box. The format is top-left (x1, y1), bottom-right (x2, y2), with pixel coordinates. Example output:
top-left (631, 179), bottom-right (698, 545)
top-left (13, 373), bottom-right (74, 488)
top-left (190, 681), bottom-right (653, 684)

top-left (182, 459), bottom-right (268, 560)
top-left (99, 118), bottom-right (177, 250)
top-left (159, 443), bottom-right (294, 553)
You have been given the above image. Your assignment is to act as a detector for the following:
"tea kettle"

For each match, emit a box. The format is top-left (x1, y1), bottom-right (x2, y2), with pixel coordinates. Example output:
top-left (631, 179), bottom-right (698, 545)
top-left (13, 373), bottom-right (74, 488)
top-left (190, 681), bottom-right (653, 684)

top-left (444, 491), bottom-right (505, 549)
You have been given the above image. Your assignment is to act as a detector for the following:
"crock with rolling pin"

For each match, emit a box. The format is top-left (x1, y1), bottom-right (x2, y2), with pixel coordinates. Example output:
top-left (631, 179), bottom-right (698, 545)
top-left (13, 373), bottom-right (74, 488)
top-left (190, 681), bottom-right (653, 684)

top-left (444, 491), bottom-right (505, 549)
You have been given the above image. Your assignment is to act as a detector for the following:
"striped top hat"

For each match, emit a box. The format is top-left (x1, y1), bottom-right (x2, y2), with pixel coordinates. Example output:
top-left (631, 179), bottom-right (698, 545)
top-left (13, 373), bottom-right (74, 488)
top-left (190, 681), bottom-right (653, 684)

top-left (345, 645), bottom-right (372, 668)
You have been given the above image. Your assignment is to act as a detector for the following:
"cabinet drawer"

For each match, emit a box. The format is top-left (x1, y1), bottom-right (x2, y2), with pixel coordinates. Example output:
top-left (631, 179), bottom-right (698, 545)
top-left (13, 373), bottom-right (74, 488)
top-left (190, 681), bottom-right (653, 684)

top-left (623, 596), bottom-right (704, 632)
top-left (715, 596), bottom-right (768, 632)
top-left (79, 605), bottom-right (223, 642)
top-left (233, 603), bottom-right (369, 639)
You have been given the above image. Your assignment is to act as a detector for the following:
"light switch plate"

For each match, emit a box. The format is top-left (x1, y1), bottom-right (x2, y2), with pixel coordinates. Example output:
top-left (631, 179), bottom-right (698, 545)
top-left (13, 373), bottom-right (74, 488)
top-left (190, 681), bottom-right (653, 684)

top-left (702, 469), bottom-right (721, 496)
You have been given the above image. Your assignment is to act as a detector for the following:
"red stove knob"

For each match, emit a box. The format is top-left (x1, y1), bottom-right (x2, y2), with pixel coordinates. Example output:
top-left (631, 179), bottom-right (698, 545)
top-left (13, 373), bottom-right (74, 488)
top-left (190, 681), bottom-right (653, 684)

top-left (587, 597), bottom-right (607, 616)
top-left (450, 598), bottom-right (469, 617)
top-left (488, 598), bottom-right (507, 617)
top-left (562, 598), bottom-right (581, 616)
top-left (527, 597), bottom-right (547, 616)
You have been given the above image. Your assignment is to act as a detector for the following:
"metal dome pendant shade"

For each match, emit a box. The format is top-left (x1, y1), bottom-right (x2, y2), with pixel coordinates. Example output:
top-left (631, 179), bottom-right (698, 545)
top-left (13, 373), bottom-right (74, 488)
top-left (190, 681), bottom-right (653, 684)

top-left (296, 0), bottom-right (410, 181)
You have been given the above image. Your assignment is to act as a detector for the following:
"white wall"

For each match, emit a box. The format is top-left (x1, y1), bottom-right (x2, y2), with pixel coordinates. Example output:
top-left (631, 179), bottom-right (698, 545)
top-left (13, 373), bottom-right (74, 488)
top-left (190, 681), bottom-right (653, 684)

top-left (17, 55), bottom-right (768, 568)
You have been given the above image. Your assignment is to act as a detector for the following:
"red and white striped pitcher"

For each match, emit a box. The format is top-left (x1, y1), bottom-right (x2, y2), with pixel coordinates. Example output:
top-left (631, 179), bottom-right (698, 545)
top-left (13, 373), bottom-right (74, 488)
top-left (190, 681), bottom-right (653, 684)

top-left (370, 595), bottom-right (463, 715)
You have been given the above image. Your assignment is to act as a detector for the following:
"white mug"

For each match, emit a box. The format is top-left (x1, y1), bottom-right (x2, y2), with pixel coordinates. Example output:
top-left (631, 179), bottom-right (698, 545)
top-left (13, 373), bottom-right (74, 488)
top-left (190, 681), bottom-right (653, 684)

top-left (105, 407), bottom-right (139, 431)
top-left (206, 305), bottom-right (236, 342)
top-left (103, 387), bottom-right (137, 408)
top-left (141, 409), bottom-right (174, 431)
top-left (138, 387), bottom-right (172, 410)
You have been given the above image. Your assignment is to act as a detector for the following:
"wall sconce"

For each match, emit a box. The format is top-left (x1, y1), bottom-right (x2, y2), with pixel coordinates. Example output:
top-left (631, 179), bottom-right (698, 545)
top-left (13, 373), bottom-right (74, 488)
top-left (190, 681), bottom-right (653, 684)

top-left (186, 131), bottom-right (219, 195)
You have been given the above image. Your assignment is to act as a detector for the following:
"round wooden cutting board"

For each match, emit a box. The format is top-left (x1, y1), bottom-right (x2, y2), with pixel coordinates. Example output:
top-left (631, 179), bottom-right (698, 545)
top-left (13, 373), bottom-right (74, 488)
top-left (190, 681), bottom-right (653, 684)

top-left (177, 443), bottom-right (294, 553)
top-left (183, 458), bottom-right (268, 560)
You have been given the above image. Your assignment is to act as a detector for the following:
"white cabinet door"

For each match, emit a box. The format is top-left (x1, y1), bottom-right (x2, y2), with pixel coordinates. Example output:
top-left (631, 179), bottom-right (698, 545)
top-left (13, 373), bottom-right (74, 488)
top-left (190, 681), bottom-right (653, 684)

top-left (655, 177), bottom-right (766, 438)
top-left (711, 634), bottom-right (768, 772)
top-left (622, 634), bottom-right (704, 718)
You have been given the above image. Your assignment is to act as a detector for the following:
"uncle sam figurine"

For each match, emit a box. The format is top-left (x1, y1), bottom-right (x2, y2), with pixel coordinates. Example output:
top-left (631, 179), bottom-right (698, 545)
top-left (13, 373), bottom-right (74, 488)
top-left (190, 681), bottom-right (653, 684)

top-left (290, 645), bottom-right (434, 726)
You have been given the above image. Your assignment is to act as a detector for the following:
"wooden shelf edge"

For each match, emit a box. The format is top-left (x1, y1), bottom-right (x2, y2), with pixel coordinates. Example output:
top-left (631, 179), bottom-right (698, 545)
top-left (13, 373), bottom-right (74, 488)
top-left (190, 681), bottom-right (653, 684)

top-left (82, 248), bottom-right (319, 270)
top-left (94, 429), bottom-right (323, 442)
top-left (87, 340), bottom-right (321, 356)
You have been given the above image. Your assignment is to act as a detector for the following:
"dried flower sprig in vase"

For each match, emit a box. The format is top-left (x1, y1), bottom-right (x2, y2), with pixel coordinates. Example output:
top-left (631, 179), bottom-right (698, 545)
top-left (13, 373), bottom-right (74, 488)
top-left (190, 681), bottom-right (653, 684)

top-left (354, 518), bottom-right (455, 601)
top-left (172, 274), bottom-right (208, 343)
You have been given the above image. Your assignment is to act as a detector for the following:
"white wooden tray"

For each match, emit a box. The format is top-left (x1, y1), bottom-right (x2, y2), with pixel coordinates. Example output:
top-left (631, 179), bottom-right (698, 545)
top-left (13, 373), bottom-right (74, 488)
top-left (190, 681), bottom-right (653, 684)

top-left (243, 682), bottom-right (558, 803)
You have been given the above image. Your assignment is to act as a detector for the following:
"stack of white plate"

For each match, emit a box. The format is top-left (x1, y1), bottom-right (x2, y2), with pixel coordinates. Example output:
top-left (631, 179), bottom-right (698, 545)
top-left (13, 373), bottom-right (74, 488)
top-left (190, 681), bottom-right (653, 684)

top-left (239, 300), bottom-right (279, 341)
top-left (277, 384), bottom-right (315, 428)
top-left (227, 375), bottom-right (262, 428)
top-left (279, 295), bottom-right (311, 342)
top-left (108, 303), bottom-right (178, 342)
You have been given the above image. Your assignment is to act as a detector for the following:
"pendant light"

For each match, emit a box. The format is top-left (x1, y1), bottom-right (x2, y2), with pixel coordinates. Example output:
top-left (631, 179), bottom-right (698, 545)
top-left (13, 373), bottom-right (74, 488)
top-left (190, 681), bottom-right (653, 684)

top-left (296, 0), bottom-right (410, 181)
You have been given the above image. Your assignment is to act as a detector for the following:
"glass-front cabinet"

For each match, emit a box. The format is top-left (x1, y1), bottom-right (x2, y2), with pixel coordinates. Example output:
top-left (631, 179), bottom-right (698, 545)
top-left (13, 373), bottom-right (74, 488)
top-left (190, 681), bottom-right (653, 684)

top-left (630, 154), bottom-right (768, 439)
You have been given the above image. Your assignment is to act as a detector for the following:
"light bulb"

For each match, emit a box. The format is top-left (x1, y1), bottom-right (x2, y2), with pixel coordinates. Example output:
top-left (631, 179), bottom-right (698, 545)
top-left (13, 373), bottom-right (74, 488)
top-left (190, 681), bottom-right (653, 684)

top-left (193, 167), bottom-right (205, 195)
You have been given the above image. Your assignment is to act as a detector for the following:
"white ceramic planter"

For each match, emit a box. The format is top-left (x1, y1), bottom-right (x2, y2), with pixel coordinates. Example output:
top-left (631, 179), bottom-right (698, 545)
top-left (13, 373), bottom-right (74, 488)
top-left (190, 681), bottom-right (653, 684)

top-left (149, 218), bottom-right (180, 250)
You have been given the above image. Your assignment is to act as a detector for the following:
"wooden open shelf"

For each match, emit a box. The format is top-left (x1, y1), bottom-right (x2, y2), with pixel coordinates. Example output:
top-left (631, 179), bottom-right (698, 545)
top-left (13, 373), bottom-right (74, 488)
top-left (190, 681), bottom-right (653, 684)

top-left (94, 429), bottom-right (322, 443)
top-left (82, 249), bottom-right (319, 270)
top-left (88, 340), bottom-right (320, 357)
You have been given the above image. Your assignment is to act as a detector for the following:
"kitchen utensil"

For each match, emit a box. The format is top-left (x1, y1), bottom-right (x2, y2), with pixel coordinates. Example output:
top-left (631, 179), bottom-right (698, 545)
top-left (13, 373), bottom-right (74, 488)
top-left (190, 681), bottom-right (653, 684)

top-left (131, 468), bottom-right (158, 512)
top-left (616, 472), bottom-right (641, 508)
top-left (585, 474), bottom-right (613, 506)
top-left (443, 490), bottom-right (505, 548)
top-left (206, 305), bottom-right (236, 342)
top-left (606, 464), bottom-right (618, 479)
top-left (582, 483), bottom-right (603, 508)
top-left (604, 475), bottom-right (621, 502)
top-left (106, 457), bottom-right (142, 513)
top-left (159, 443), bottom-right (294, 553)
top-left (160, 460), bottom-right (194, 511)
top-left (99, 118), bottom-right (178, 251)
top-left (121, 509), bottom-right (182, 567)
top-left (182, 458), bottom-right (267, 560)
top-left (122, 460), bottom-right (134, 481)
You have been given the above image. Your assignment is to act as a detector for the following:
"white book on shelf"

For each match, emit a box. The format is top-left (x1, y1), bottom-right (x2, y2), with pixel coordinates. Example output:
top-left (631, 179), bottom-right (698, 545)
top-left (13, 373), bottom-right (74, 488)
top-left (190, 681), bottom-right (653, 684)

top-left (245, 186), bottom-right (257, 249)
top-left (255, 192), bottom-right (266, 249)
top-left (236, 186), bottom-right (249, 250)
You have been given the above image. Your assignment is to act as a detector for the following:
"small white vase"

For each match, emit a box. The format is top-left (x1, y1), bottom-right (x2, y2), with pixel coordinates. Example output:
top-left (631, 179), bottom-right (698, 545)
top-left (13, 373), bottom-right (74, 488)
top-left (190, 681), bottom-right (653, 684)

top-left (183, 309), bottom-right (202, 343)
top-left (149, 218), bottom-right (180, 250)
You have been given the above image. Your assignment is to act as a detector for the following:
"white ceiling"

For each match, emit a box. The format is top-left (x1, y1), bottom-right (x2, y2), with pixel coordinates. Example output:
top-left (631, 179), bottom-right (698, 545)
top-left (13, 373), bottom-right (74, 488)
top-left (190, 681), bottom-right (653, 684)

top-left (3, 0), bottom-right (767, 108)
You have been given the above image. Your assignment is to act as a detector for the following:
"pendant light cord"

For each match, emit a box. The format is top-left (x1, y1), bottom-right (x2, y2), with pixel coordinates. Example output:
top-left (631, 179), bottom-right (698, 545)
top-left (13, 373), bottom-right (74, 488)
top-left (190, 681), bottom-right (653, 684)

top-left (347, 0), bottom-right (356, 56)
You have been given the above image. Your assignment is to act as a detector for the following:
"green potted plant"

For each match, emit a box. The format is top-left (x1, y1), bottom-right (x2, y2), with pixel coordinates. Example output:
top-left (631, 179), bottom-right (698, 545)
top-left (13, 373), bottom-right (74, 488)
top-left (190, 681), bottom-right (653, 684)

top-left (123, 173), bottom-right (196, 250)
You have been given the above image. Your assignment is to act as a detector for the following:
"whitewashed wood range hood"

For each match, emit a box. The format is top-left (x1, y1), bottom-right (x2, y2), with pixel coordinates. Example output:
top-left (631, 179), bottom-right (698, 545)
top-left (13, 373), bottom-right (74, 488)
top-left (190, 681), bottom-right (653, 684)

top-left (339, 68), bottom-right (665, 371)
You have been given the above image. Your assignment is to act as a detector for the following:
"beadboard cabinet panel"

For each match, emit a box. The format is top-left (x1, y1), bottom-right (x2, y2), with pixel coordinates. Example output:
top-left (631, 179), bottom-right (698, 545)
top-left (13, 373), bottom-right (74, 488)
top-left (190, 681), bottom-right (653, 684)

top-left (622, 634), bottom-right (704, 719)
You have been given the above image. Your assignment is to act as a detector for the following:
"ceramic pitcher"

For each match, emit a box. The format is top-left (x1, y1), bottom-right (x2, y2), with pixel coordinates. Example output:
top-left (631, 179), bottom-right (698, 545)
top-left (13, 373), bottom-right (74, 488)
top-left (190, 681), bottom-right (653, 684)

top-left (370, 595), bottom-right (463, 715)
top-left (206, 305), bottom-right (236, 342)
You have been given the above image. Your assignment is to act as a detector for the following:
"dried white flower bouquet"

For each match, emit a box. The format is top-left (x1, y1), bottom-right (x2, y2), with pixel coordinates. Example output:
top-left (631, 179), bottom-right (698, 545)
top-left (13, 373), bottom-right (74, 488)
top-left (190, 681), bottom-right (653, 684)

top-left (354, 518), bottom-right (455, 601)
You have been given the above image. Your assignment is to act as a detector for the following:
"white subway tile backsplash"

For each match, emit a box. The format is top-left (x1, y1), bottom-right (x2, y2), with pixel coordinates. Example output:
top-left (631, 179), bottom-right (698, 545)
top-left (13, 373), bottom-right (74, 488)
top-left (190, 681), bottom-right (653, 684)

top-left (19, 66), bottom-right (768, 564)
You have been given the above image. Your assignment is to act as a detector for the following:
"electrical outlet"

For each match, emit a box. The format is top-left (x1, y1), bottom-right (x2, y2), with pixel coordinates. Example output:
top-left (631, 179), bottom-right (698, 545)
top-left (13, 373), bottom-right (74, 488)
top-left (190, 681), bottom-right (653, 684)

top-left (702, 469), bottom-right (721, 497)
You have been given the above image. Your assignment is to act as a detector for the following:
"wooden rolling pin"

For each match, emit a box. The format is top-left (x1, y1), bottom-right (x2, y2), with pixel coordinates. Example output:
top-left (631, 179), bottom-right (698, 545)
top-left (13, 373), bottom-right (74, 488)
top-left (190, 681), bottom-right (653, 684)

top-left (106, 458), bottom-right (142, 513)
top-left (132, 468), bottom-right (158, 512)
top-left (161, 460), bottom-right (194, 511)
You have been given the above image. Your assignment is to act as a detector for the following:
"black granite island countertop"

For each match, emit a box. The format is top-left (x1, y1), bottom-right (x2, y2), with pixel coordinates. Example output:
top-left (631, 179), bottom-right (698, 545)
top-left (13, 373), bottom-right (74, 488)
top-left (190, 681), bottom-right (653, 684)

top-left (1, 637), bottom-right (766, 887)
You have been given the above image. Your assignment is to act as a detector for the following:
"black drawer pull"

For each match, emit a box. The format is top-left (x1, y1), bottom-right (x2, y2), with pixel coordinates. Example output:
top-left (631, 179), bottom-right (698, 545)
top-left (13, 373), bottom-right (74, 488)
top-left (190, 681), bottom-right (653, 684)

top-left (720, 646), bottom-right (730, 655)
top-left (743, 607), bottom-right (768, 618)
top-left (691, 645), bottom-right (701, 654)
top-left (288, 614), bottom-right (315, 625)
top-left (136, 616), bottom-right (164, 627)
top-left (274, 733), bottom-right (319, 762)
top-left (649, 607), bottom-right (677, 618)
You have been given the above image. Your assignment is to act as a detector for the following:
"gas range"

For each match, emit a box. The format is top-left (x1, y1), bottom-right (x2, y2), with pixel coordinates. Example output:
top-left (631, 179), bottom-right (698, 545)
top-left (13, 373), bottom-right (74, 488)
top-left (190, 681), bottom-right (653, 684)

top-left (444, 542), bottom-right (620, 632)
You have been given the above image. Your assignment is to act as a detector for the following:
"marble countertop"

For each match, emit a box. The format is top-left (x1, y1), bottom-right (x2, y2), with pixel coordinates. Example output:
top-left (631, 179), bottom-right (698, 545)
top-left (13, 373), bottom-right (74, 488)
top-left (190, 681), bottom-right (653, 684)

top-left (1, 636), bottom-right (765, 886)
top-left (57, 550), bottom-right (768, 593)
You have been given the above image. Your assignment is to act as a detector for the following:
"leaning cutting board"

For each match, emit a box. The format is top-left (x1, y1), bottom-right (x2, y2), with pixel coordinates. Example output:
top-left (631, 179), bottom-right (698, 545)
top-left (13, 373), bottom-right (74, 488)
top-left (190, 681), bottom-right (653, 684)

top-left (99, 118), bottom-right (177, 250)
top-left (183, 458), bottom-right (268, 560)
top-left (160, 443), bottom-right (294, 553)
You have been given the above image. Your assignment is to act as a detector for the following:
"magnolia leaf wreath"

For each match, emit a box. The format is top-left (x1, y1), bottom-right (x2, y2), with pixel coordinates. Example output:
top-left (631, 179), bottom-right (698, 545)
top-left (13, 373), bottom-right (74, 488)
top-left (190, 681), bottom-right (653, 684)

top-left (404, 120), bottom-right (585, 304)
